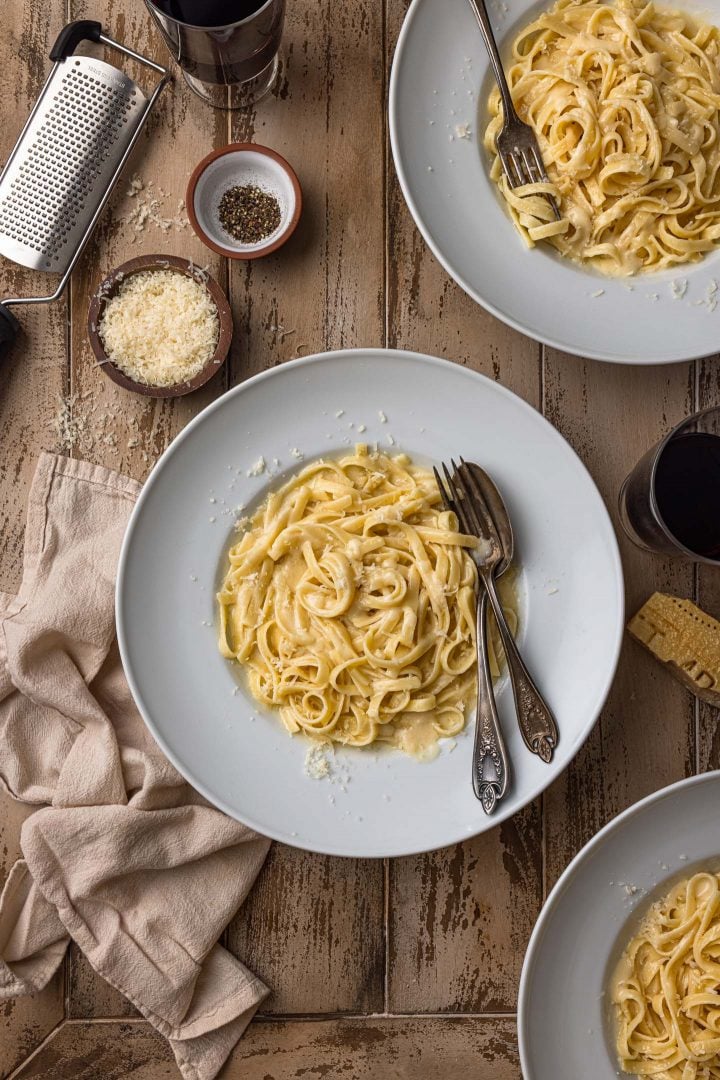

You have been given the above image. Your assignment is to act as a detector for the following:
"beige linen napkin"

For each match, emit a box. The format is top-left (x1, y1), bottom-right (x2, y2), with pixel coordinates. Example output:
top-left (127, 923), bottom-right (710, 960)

top-left (0, 452), bottom-right (271, 1080)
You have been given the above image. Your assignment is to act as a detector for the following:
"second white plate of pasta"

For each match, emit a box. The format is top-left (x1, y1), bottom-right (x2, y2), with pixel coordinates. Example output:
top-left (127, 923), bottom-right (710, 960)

top-left (390, 0), bottom-right (720, 364)
top-left (519, 771), bottom-right (720, 1080)
top-left (117, 349), bottom-right (623, 857)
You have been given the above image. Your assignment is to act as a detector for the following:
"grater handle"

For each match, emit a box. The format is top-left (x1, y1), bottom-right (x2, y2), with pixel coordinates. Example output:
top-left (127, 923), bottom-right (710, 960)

top-left (0, 304), bottom-right (19, 358)
top-left (49, 21), bottom-right (103, 62)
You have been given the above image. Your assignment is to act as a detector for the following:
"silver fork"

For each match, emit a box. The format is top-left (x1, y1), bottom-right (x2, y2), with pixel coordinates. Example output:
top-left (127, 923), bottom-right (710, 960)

top-left (467, 0), bottom-right (561, 220)
top-left (446, 459), bottom-right (559, 763)
top-left (434, 466), bottom-right (509, 813)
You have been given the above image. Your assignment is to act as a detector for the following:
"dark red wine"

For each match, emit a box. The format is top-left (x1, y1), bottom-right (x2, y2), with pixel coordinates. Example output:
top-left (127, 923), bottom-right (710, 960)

top-left (150, 0), bottom-right (267, 28)
top-left (146, 0), bottom-right (284, 86)
top-left (654, 431), bottom-right (720, 558)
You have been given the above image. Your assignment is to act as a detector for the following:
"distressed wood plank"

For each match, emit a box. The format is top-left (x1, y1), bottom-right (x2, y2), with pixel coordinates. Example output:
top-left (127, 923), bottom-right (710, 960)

top-left (65, 0), bottom-right (228, 485)
top-left (66, 946), bottom-right (138, 1020)
top-left (543, 355), bottom-right (696, 888)
top-left (0, 796), bottom-right (64, 1080)
top-left (0, 2), bottom-right (68, 595)
top-left (388, 808), bottom-right (541, 1012)
top-left (695, 360), bottom-right (720, 773)
top-left (224, 0), bottom-right (387, 1017)
top-left (385, 0), bottom-right (540, 403)
top-left (384, 0), bottom-right (543, 1015)
top-left (228, 0), bottom-right (385, 380)
top-left (227, 845), bottom-right (384, 1015)
top-left (8, 1022), bottom-right (177, 1080)
top-left (10, 1017), bottom-right (520, 1080)
top-left (61, 0), bottom-right (229, 1021)
top-left (0, 3), bottom-right (67, 1072)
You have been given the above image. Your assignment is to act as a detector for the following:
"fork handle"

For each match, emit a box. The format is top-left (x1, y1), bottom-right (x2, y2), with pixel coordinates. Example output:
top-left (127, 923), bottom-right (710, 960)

top-left (466, 0), bottom-right (518, 122)
top-left (480, 569), bottom-right (559, 763)
top-left (473, 588), bottom-right (510, 812)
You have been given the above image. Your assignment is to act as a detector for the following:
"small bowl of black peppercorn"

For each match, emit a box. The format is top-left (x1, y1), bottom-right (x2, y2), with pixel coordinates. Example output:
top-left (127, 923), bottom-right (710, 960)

top-left (186, 143), bottom-right (302, 260)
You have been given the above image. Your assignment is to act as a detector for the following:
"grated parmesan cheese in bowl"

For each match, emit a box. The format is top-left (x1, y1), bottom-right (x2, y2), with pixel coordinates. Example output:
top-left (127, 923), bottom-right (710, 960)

top-left (88, 256), bottom-right (233, 398)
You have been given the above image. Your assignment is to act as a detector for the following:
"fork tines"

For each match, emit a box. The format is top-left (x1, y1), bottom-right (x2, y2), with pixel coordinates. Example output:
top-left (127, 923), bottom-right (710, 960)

top-left (435, 459), bottom-right (493, 545)
top-left (497, 121), bottom-right (561, 222)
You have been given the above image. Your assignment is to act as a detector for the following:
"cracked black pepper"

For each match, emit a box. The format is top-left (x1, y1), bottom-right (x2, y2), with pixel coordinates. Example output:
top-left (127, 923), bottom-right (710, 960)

top-left (218, 185), bottom-right (282, 244)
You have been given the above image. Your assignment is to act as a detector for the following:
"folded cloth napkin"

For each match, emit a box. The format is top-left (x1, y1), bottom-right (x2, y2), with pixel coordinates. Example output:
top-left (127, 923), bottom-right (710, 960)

top-left (0, 453), bottom-right (271, 1080)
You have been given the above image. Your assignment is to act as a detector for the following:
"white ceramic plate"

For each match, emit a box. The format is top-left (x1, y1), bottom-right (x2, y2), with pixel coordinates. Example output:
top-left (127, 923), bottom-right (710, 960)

top-left (117, 349), bottom-right (623, 857)
top-left (519, 771), bottom-right (720, 1079)
top-left (389, 0), bottom-right (720, 364)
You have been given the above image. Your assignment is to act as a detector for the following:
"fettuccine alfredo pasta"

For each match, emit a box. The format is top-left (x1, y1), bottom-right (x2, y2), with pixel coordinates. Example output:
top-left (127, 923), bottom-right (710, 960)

top-left (484, 0), bottom-right (720, 274)
top-left (612, 871), bottom-right (720, 1078)
top-left (217, 446), bottom-right (517, 756)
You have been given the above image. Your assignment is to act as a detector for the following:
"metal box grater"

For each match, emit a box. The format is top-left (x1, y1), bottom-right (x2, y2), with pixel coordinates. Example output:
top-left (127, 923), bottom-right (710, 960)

top-left (0, 57), bottom-right (148, 273)
top-left (0, 20), bottom-right (169, 354)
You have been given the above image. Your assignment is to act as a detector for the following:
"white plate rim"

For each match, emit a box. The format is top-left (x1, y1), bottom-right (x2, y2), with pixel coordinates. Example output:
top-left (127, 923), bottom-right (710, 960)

top-left (116, 347), bottom-right (625, 857)
top-left (517, 769), bottom-right (720, 1077)
top-left (388, 0), bottom-right (720, 366)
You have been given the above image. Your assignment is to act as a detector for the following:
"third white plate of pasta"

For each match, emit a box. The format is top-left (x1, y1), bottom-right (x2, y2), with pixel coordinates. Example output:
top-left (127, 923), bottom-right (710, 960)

top-left (117, 349), bottom-right (623, 857)
top-left (519, 771), bottom-right (720, 1079)
top-left (390, 0), bottom-right (720, 363)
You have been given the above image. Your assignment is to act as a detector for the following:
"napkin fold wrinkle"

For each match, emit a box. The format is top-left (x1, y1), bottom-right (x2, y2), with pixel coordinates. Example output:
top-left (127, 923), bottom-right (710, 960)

top-left (0, 453), bottom-right (271, 1080)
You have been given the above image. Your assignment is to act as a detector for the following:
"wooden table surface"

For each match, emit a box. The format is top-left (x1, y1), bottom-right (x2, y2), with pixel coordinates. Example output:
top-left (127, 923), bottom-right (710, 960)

top-left (1, 1), bottom-right (716, 1078)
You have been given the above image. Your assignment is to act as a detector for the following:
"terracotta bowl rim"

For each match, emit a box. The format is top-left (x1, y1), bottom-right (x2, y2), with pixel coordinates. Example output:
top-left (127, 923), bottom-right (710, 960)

top-left (87, 254), bottom-right (233, 399)
top-left (185, 142), bottom-right (303, 261)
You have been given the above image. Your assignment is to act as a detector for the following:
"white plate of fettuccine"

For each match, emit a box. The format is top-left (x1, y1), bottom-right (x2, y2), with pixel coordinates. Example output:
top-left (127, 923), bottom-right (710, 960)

top-left (519, 771), bottom-right (720, 1079)
top-left (117, 349), bottom-right (623, 857)
top-left (390, 0), bottom-right (720, 363)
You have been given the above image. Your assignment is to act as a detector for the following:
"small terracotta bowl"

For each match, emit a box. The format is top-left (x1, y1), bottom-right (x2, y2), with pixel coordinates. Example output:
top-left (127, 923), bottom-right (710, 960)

top-left (87, 254), bottom-right (233, 399)
top-left (186, 143), bottom-right (302, 260)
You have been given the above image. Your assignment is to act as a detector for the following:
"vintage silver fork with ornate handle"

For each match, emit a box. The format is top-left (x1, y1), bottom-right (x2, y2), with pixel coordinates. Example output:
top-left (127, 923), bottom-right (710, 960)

top-left (466, 0), bottom-right (561, 220)
top-left (434, 466), bottom-right (509, 814)
top-left (442, 459), bottom-right (559, 764)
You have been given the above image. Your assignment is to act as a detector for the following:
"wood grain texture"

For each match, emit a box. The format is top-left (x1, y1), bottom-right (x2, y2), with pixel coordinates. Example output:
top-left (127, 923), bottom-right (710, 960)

top-left (695, 360), bottom-right (720, 774)
top-left (66, 946), bottom-right (138, 1021)
top-left (227, 845), bottom-right (384, 1015)
top-left (0, 797), bottom-right (63, 1080)
top-left (9, 1017), bottom-right (521, 1080)
top-left (385, 1), bottom-right (541, 405)
top-left (8, 1022), bottom-right (177, 1080)
top-left (543, 356), bottom-right (696, 888)
top-left (228, 0), bottom-right (385, 381)
top-left (64, 0), bottom-right (228, 484)
top-left (59, 0), bottom-right (229, 1023)
top-left (0, 1), bottom-right (67, 595)
top-left (388, 807), bottom-right (541, 1013)
top-left (384, 0), bottom-right (544, 1015)
top-left (224, 0), bottom-right (388, 1018)
top-left (0, 3), bottom-right (67, 1071)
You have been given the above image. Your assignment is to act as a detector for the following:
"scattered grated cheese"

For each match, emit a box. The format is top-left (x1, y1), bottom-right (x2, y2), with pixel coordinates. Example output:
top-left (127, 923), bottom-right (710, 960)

top-left (123, 174), bottom-right (188, 235)
top-left (304, 744), bottom-right (331, 779)
top-left (246, 456), bottom-right (266, 477)
top-left (289, 447), bottom-right (304, 459)
top-left (97, 270), bottom-right (219, 387)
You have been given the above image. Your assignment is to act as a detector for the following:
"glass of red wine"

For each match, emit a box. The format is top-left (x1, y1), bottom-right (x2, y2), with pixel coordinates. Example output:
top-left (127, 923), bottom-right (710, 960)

top-left (619, 406), bottom-right (720, 565)
top-left (144, 0), bottom-right (286, 109)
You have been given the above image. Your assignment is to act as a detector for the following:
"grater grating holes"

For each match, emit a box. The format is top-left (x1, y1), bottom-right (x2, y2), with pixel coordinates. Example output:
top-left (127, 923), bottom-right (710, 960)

top-left (0, 65), bottom-right (139, 261)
